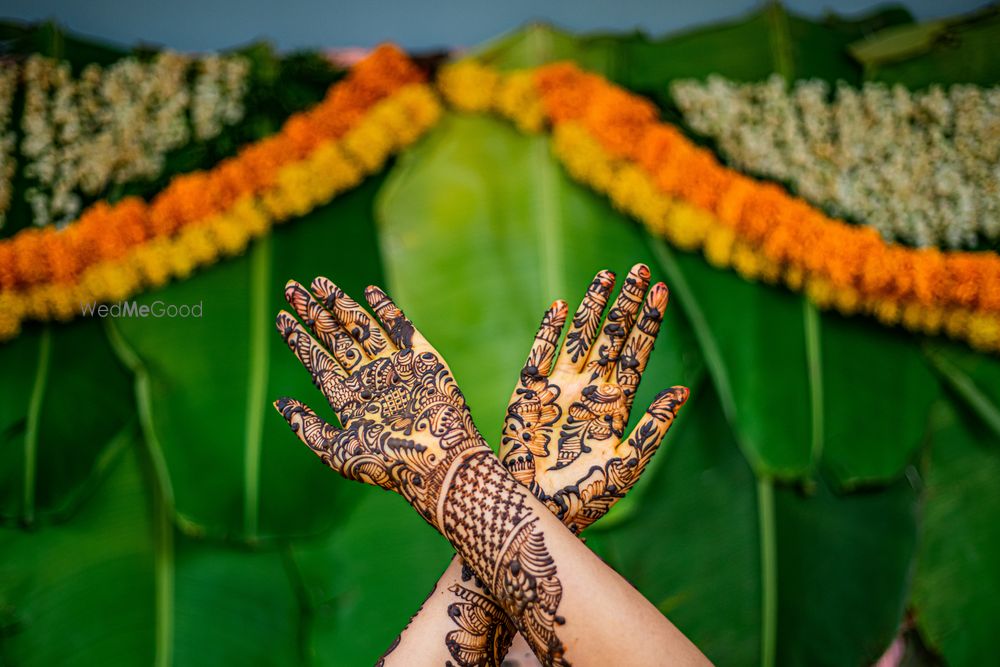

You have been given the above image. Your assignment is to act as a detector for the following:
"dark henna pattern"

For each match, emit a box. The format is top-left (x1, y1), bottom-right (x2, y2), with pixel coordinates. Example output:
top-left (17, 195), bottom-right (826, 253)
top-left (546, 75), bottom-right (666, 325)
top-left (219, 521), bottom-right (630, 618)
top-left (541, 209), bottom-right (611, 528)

top-left (275, 279), bottom-right (572, 665)
top-left (584, 264), bottom-right (649, 382)
top-left (438, 267), bottom-right (685, 667)
top-left (311, 276), bottom-right (391, 358)
top-left (551, 383), bottom-right (627, 470)
top-left (274, 272), bottom-right (684, 667)
top-left (616, 282), bottom-right (668, 413)
top-left (365, 285), bottom-right (417, 349)
top-left (523, 301), bottom-right (567, 379)
top-left (559, 270), bottom-right (613, 367)
top-left (285, 281), bottom-right (365, 372)
top-left (445, 582), bottom-right (515, 667)
top-left (274, 343), bottom-right (487, 528)
top-left (499, 266), bottom-right (686, 534)
top-left (443, 452), bottom-right (569, 667)
top-left (549, 386), bottom-right (688, 533)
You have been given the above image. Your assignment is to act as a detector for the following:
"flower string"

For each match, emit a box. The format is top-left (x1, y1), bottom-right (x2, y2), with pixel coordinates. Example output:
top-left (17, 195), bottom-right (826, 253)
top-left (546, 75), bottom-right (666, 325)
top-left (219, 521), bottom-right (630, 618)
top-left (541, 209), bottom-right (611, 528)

top-left (434, 60), bottom-right (1000, 353)
top-left (0, 46), bottom-right (441, 340)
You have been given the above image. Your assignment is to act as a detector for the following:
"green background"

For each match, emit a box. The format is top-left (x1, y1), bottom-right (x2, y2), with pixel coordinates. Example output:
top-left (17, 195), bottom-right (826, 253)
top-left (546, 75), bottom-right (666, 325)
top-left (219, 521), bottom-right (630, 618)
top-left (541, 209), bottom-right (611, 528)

top-left (2, 6), bottom-right (999, 666)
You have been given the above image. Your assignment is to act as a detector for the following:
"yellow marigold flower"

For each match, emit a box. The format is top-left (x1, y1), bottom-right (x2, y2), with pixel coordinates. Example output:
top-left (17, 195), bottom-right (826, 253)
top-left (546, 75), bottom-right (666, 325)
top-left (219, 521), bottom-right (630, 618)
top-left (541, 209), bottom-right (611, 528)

top-left (833, 284), bottom-right (861, 316)
top-left (212, 215), bottom-right (252, 256)
top-left (132, 239), bottom-right (173, 288)
top-left (398, 86), bottom-right (443, 139)
top-left (0, 292), bottom-right (23, 339)
top-left (805, 277), bottom-right (835, 309)
top-left (497, 71), bottom-right (545, 133)
top-left (784, 266), bottom-right (804, 291)
top-left (704, 225), bottom-right (736, 269)
top-left (967, 313), bottom-right (1000, 352)
top-left (179, 222), bottom-right (220, 267)
top-left (437, 61), bottom-right (499, 112)
top-left (46, 283), bottom-right (79, 322)
top-left (666, 203), bottom-right (712, 252)
top-left (731, 242), bottom-right (763, 281)
top-left (901, 302), bottom-right (925, 332)
top-left (919, 307), bottom-right (945, 336)
top-left (367, 95), bottom-right (412, 146)
top-left (342, 120), bottom-right (395, 173)
top-left (875, 300), bottom-right (902, 326)
top-left (608, 165), bottom-right (652, 217)
top-left (167, 241), bottom-right (198, 280)
top-left (945, 309), bottom-right (970, 339)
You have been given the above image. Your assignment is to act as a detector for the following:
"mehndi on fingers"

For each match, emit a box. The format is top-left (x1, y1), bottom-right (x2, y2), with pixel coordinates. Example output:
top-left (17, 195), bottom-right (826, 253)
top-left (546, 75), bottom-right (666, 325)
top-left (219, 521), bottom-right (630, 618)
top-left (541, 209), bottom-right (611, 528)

top-left (273, 279), bottom-right (573, 666)
top-left (444, 264), bottom-right (688, 666)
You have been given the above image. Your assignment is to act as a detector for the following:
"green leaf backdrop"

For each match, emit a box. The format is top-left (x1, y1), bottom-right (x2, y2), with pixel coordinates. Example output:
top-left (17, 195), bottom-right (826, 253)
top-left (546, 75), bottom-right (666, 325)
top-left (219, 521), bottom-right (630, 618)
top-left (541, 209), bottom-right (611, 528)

top-left (2, 6), bottom-right (999, 666)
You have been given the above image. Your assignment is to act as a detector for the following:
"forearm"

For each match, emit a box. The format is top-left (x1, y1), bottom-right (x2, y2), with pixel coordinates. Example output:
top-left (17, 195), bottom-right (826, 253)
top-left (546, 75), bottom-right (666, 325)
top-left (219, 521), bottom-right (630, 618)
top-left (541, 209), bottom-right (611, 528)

top-left (381, 555), bottom-right (517, 666)
top-left (438, 450), bottom-right (709, 667)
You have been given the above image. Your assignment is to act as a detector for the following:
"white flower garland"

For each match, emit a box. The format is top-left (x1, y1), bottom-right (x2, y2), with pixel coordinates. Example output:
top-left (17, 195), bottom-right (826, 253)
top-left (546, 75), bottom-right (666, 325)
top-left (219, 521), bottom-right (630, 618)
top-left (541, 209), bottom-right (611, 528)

top-left (0, 63), bottom-right (17, 230)
top-left (671, 74), bottom-right (1000, 249)
top-left (20, 51), bottom-right (250, 227)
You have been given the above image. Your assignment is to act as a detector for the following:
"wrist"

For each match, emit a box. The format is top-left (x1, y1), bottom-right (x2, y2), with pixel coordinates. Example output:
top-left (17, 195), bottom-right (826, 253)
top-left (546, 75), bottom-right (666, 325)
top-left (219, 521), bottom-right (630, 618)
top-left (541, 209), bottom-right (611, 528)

top-left (439, 450), bottom-right (568, 665)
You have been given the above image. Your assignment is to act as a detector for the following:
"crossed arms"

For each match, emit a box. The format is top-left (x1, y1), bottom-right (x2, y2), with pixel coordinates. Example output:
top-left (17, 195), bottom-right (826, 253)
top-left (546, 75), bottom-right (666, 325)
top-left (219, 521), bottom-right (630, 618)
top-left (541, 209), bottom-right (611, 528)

top-left (273, 264), bottom-right (711, 666)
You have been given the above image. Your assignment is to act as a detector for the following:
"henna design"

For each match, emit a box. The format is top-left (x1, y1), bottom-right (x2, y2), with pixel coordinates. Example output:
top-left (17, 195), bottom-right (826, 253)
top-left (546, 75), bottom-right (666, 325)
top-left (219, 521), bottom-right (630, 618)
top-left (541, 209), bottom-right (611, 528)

top-left (366, 285), bottom-right (416, 349)
top-left (558, 270), bottom-right (613, 367)
top-left (442, 452), bottom-right (569, 667)
top-left (275, 274), bottom-right (681, 667)
top-left (445, 582), bottom-right (515, 667)
top-left (552, 383), bottom-right (627, 470)
top-left (441, 267), bottom-right (685, 667)
top-left (311, 276), bottom-right (391, 358)
top-left (548, 386), bottom-right (688, 533)
top-left (275, 346), bottom-right (485, 528)
top-left (616, 282), bottom-right (668, 412)
top-left (499, 266), bottom-right (686, 534)
top-left (585, 264), bottom-right (649, 381)
top-left (276, 281), bottom-right (490, 530)
top-left (284, 281), bottom-right (365, 372)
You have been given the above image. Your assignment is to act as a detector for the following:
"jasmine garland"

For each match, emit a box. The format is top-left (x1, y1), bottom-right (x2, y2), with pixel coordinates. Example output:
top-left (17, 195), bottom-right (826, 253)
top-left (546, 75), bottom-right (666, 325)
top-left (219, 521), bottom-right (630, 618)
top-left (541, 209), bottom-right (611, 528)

top-left (19, 51), bottom-right (249, 227)
top-left (671, 75), bottom-right (1000, 249)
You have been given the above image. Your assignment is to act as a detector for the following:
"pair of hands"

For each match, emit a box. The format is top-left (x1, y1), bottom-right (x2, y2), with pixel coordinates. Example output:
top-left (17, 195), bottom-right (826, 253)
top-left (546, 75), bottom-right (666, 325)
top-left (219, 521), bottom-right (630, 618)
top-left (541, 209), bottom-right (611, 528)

top-left (273, 264), bottom-right (688, 665)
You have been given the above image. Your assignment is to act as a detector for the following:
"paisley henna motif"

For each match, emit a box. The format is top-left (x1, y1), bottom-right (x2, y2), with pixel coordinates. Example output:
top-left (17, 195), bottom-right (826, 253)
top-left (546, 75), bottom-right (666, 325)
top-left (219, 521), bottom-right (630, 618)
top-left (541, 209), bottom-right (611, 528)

top-left (274, 279), bottom-right (572, 665)
top-left (440, 265), bottom-right (687, 666)
top-left (559, 270), bottom-right (613, 367)
top-left (445, 581), bottom-right (515, 667)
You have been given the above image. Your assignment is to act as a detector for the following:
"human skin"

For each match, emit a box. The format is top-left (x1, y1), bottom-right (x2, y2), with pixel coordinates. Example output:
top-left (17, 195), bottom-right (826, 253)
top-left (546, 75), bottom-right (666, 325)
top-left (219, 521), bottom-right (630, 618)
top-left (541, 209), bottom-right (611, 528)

top-left (380, 264), bottom-right (704, 666)
top-left (273, 272), bottom-right (710, 667)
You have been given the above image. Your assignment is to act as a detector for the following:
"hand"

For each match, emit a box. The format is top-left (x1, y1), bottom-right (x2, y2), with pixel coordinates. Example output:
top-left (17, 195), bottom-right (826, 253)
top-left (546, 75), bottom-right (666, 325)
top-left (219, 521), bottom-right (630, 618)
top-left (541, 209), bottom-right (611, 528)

top-left (441, 264), bottom-right (688, 667)
top-left (501, 263), bottom-right (687, 533)
top-left (273, 278), bottom-right (490, 530)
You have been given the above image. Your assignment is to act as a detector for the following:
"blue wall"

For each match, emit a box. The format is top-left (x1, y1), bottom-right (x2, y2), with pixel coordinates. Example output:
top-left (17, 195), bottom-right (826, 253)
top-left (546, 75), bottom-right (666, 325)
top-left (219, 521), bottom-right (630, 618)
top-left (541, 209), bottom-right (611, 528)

top-left (0, 0), bottom-right (990, 52)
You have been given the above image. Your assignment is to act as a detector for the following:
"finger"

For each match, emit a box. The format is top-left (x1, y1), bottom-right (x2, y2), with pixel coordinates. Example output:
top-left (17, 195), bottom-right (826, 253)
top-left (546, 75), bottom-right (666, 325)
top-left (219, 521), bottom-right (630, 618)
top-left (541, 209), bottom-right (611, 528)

top-left (614, 281), bottom-right (669, 413)
top-left (586, 263), bottom-right (650, 381)
top-left (276, 311), bottom-right (360, 414)
top-left (522, 300), bottom-right (568, 379)
top-left (557, 269), bottom-right (615, 372)
top-left (364, 285), bottom-right (420, 349)
top-left (273, 397), bottom-right (342, 470)
top-left (311, 276), bottom-right (391, 359)
top-left (284, 280), bottom-right (365, 373)
top-left (614, 386), bottom-right (689, 493)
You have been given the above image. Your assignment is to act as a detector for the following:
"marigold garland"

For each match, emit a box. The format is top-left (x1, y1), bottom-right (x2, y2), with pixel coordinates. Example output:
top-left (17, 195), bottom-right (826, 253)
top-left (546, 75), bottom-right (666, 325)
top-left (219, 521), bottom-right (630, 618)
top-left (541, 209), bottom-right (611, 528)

top-left (0, 46), bottom-right (441, 340)
top-left (435, 61), bottom-right (1000, 353)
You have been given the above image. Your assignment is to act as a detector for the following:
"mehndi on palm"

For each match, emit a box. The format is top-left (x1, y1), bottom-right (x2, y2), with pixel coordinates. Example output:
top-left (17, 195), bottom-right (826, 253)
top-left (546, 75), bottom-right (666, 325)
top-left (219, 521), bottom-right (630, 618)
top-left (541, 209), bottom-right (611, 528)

top-left (501, 263), bottom-right (688, 534)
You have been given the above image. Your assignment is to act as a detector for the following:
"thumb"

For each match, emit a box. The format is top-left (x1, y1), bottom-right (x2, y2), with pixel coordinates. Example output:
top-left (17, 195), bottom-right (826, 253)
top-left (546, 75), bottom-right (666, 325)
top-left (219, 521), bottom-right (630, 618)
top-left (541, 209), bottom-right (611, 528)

top-left (616, 386), bottom-right (689, 491)
top-left (274, 397), bottom-right (341, 469)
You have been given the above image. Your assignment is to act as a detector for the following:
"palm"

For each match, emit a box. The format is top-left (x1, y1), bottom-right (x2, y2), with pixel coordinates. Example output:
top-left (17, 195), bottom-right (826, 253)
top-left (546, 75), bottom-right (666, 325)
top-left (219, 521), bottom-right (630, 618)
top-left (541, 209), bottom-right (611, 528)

top-left (274, 278), bottom-right (487, 529)
top-left (500, 265), bottom-right (687, 534)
